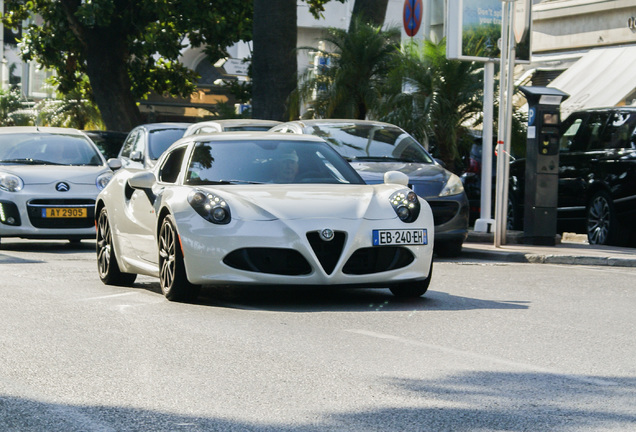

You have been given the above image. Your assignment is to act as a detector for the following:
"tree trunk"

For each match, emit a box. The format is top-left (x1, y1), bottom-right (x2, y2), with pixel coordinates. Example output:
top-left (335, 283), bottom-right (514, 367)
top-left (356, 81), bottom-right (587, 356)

top-left (84, 30), bottom-right (143, 131)
top-left (252, 0), bottom-right (297, 121)
top-left (349, 0), bottom-right (389, 30)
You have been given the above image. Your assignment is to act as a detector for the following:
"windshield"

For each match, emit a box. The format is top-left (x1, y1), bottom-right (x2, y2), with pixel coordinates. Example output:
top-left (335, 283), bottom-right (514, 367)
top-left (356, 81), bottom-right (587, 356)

top-left (0, 133), bottom-right (104, 166)
top-left (185, 140), bottom-right (365, 185)
top-left (305, 123), bottom-right (434, 164)
top-left (148, 128), bottom-right (186, 160)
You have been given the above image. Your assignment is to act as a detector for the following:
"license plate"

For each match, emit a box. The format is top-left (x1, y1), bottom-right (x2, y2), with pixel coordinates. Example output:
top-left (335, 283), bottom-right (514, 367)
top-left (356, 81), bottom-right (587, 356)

top-left (42, 207), bottom-right (88, 218)
top-left (373, 229), bottom-right (427, 246)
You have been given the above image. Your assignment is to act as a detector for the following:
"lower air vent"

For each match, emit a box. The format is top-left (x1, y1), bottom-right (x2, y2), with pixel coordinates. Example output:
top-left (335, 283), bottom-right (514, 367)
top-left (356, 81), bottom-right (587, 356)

top-left (306, 231), bottom-right (345, 275)
top-left (343, 247), bottom-right (414, 275)
top-left (223, 248), bottom-right (311, 275)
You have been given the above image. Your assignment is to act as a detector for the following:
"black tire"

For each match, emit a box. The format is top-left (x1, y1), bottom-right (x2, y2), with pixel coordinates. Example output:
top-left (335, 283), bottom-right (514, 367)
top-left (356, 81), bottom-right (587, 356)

top-left (96, 207), bottom-right (137, 286)
top-left (434, 239), bottom-right (463, 258)
top-left (389, 261), bottom-right (433, 298)
top-left (587, 191), bottom-right (621, 246)
top-left (159, 215), bottom-right (200, 302)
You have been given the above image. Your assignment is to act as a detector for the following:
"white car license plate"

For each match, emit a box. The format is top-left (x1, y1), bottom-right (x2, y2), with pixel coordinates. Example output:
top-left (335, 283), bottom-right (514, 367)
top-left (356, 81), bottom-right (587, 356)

top-left (373, 229), bottom-right (427, 246)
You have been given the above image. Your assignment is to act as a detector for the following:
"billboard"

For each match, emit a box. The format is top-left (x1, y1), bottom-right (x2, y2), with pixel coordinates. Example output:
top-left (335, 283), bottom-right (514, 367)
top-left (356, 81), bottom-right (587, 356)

top-left (446, 0), bottom-right (531, 62)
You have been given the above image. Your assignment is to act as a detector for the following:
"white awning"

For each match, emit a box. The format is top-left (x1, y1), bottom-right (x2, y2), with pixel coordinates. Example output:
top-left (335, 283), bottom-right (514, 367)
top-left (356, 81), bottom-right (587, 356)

top-left (547, 46), bottom-right (636, 119)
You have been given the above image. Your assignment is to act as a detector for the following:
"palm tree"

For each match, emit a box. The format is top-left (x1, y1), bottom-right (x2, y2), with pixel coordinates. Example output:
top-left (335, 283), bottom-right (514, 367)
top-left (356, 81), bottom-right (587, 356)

top-left (294, 17), bottom-right (400, 120)
top-left (378, 39), bottom-right (484, 173)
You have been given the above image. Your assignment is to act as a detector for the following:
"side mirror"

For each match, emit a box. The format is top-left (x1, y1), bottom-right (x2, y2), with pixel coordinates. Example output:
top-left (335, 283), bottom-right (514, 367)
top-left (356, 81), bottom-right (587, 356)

top-left (384, 170), bottom-right (409, 186)
top-left (130, 151), bottom-right (144, 162)
top-left (128, 171), bottom-right (156, 189)
top-left (107, 158), bottom-right (122, 171)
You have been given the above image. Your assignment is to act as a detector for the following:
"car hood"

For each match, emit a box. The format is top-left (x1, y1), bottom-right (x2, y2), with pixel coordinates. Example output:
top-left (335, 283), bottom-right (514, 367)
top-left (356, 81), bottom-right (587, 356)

top-left (0, 164), bottom-right (110, 185)
top-left (351, 161), bottom-right (450, 197)
top-left (196, 184), bottom-right (398, 221)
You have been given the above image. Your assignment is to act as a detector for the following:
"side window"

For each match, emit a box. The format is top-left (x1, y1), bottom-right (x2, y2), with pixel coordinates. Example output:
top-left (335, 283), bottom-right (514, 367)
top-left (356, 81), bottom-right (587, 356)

top-left (585, 112), bottom-right (610, 151)
top-left (158, 146), bottom-right (187, 183)
top-left (559, 115), bottom-right (584, 152)
top-left (601, 112), bottom-right (636, 150)
top-left (119, 130), bottom-right (140, 158)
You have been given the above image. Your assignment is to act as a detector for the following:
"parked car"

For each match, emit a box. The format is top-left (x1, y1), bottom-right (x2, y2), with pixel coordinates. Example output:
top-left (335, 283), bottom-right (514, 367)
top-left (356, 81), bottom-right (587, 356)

top-left (0, 126), bottom-right (117, 245)
top-left (117, 122), bottom-right (189, 169)
top-left (270, 119), bottom-right (469, 257)
top-left (461, 107), bottom-right (636, 246)
top-left (96, 133), bottom-right (435, 302)
top-left (183, 119), bottom-right (281, 136)
top-left (84, 130), bottom-right (128, 159)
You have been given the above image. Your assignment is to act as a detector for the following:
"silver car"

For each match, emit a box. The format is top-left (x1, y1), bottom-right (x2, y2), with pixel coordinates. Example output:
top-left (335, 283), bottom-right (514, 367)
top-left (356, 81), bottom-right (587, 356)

top-left (270, 120), bottom-right (469, 257)
top-left (0, 127), bottom-right (115, 245)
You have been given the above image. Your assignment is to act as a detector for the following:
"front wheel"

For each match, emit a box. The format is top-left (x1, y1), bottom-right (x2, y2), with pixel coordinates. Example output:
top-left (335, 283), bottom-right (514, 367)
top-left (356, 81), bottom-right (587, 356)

top-left (96, 207), bottom-right (137, 286)
top-left (389, 261), bottom-right (433, 298)
top-left (587, 191), bottom-right (621, 245)
top-left (159, 215), bottom-right (200, 302)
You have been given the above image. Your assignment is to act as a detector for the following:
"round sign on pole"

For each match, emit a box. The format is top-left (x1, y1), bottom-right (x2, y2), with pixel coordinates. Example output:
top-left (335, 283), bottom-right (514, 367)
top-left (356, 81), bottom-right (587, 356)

top-left (403, 0), bottom-right (423, 37)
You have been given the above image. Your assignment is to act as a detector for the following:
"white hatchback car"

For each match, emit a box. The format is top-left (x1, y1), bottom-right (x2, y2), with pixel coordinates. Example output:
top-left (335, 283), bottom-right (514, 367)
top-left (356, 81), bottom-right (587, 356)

top-left (0, 127), bottom-right (116, 245)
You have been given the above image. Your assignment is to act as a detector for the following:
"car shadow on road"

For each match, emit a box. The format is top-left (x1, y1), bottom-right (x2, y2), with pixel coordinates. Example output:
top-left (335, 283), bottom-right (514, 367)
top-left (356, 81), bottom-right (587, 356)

top-left (0, 239), bottom-right (96, 253)
top-left (189, 284), bottom-right (530, 313)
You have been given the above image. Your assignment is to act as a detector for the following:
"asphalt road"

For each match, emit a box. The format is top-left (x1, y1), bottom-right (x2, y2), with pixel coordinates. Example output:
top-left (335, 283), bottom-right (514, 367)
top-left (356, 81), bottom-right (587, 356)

top-left (1, 239), bottom-right (635, 431)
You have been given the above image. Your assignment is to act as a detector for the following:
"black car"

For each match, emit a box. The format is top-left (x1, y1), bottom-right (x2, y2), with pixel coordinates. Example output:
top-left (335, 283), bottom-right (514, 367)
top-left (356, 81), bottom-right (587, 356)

top-left (118, 122), bottom-right (189, 169)
top-left (462, 107), bottom-right (636, 246)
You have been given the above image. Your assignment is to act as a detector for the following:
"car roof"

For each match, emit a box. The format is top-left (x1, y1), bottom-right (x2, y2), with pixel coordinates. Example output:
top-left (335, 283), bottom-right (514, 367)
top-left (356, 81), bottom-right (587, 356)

top-left (136, 122), bottom-right (191, 131)
top-left (194, 119), bottom-right (282, 127)
top-left (183, 131), bottom-right (326, 142)
top-left (280, 119), bottom-right (400, 128)
top-left (0, 126), bottom-right (87, 136)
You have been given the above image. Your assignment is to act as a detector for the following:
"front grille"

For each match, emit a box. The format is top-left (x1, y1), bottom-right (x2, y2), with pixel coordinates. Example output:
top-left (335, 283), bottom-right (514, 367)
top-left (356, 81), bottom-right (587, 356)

top-left (0, 201), bottom-right (21, 226)
top-left (223, 248), bottom-right (311, 275)
top-left (306, 231), bottom-right (346, 275)
top-left (428, 201), bottom-right (460, 226)
top-left (27, 199), bottom-right (95, 229)
top-left (343, 246), bottom-right (414, 275)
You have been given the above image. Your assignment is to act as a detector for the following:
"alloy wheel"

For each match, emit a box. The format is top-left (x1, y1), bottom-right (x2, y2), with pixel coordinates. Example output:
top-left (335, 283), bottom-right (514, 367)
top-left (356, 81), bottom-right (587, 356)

top-left (587, 195), bottom-right (611, 245)
top-left (159, 220), bottom-right (176, 290)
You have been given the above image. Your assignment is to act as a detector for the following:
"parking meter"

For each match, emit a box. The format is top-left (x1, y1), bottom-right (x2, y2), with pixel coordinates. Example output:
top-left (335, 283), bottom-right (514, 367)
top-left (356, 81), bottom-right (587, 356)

top-left (519, 86), bottom-right (569, 246)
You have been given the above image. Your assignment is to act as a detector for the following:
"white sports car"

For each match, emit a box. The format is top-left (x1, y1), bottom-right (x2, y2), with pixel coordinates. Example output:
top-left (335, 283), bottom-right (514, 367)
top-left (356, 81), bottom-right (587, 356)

top-left (0, 127), bottom-right (115, 245)
top-left (96, 133), bottom-right (434, 301)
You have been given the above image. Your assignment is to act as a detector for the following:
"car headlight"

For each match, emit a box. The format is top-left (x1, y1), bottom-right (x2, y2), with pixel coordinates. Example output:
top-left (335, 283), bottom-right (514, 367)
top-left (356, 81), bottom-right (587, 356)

top-left (439, 173), bottom-right (464, 197)
top-left (188, 189), bottom-right (231, 224)
top-left (390, 189), bottom-right (420, 223)
top-left (96, 172), bottom-right (114, 190)
top-left (0, 172), bottom-right (24, 192)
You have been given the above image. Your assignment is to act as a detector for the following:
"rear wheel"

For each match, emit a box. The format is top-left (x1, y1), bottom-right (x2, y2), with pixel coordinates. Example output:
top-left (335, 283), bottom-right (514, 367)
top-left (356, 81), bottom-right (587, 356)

top-left (96, 207), bottom-right (137, 286)
top-left (587, 191), bottom-right (621, 245)
top-left (389, 261), bottom-right (433, 298)
top-left (159, 215), bottom-right (200, 302)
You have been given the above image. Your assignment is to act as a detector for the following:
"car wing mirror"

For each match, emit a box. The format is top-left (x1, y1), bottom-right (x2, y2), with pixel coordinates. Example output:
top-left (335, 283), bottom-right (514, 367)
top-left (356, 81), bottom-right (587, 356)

top-left (130, 150), bottom-right (144, 162)
top-left (384, 170), bottom-right (409, 186)
top-left (128, 171), bottom-right (156, 189)
top-left (107, 158), bottom-right (122, 171)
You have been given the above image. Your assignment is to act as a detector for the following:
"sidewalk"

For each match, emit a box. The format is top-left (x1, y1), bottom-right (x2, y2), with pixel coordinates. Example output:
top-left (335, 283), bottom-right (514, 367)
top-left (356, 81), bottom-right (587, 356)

top-left (460, 230), bottom-right (636, 267)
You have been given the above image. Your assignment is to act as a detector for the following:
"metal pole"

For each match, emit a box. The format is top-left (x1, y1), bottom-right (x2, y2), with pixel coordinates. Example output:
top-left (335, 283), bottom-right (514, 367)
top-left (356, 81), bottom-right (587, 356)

top-left (474, 61), bottom-right (495, 233)
top-left (494, 0), bottom-right (516, 247)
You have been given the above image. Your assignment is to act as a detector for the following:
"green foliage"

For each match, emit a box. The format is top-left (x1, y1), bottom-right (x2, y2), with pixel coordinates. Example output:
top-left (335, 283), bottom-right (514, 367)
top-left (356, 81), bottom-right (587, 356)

top-left (0, 88), bottom-right (25, 126)
top-left (377, 39), bottom-right (484, 173)
top-left (2, 0), bottom-right (252, 109)
top-left (294, 17), bottom-right (399, 120)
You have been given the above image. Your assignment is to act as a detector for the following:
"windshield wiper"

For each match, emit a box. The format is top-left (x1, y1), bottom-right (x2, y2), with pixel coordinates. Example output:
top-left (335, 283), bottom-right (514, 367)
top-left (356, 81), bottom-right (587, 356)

top-left (202, 180), bottom-right (264, 185)
top-left (0, 158), bottom-right (64, 165)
